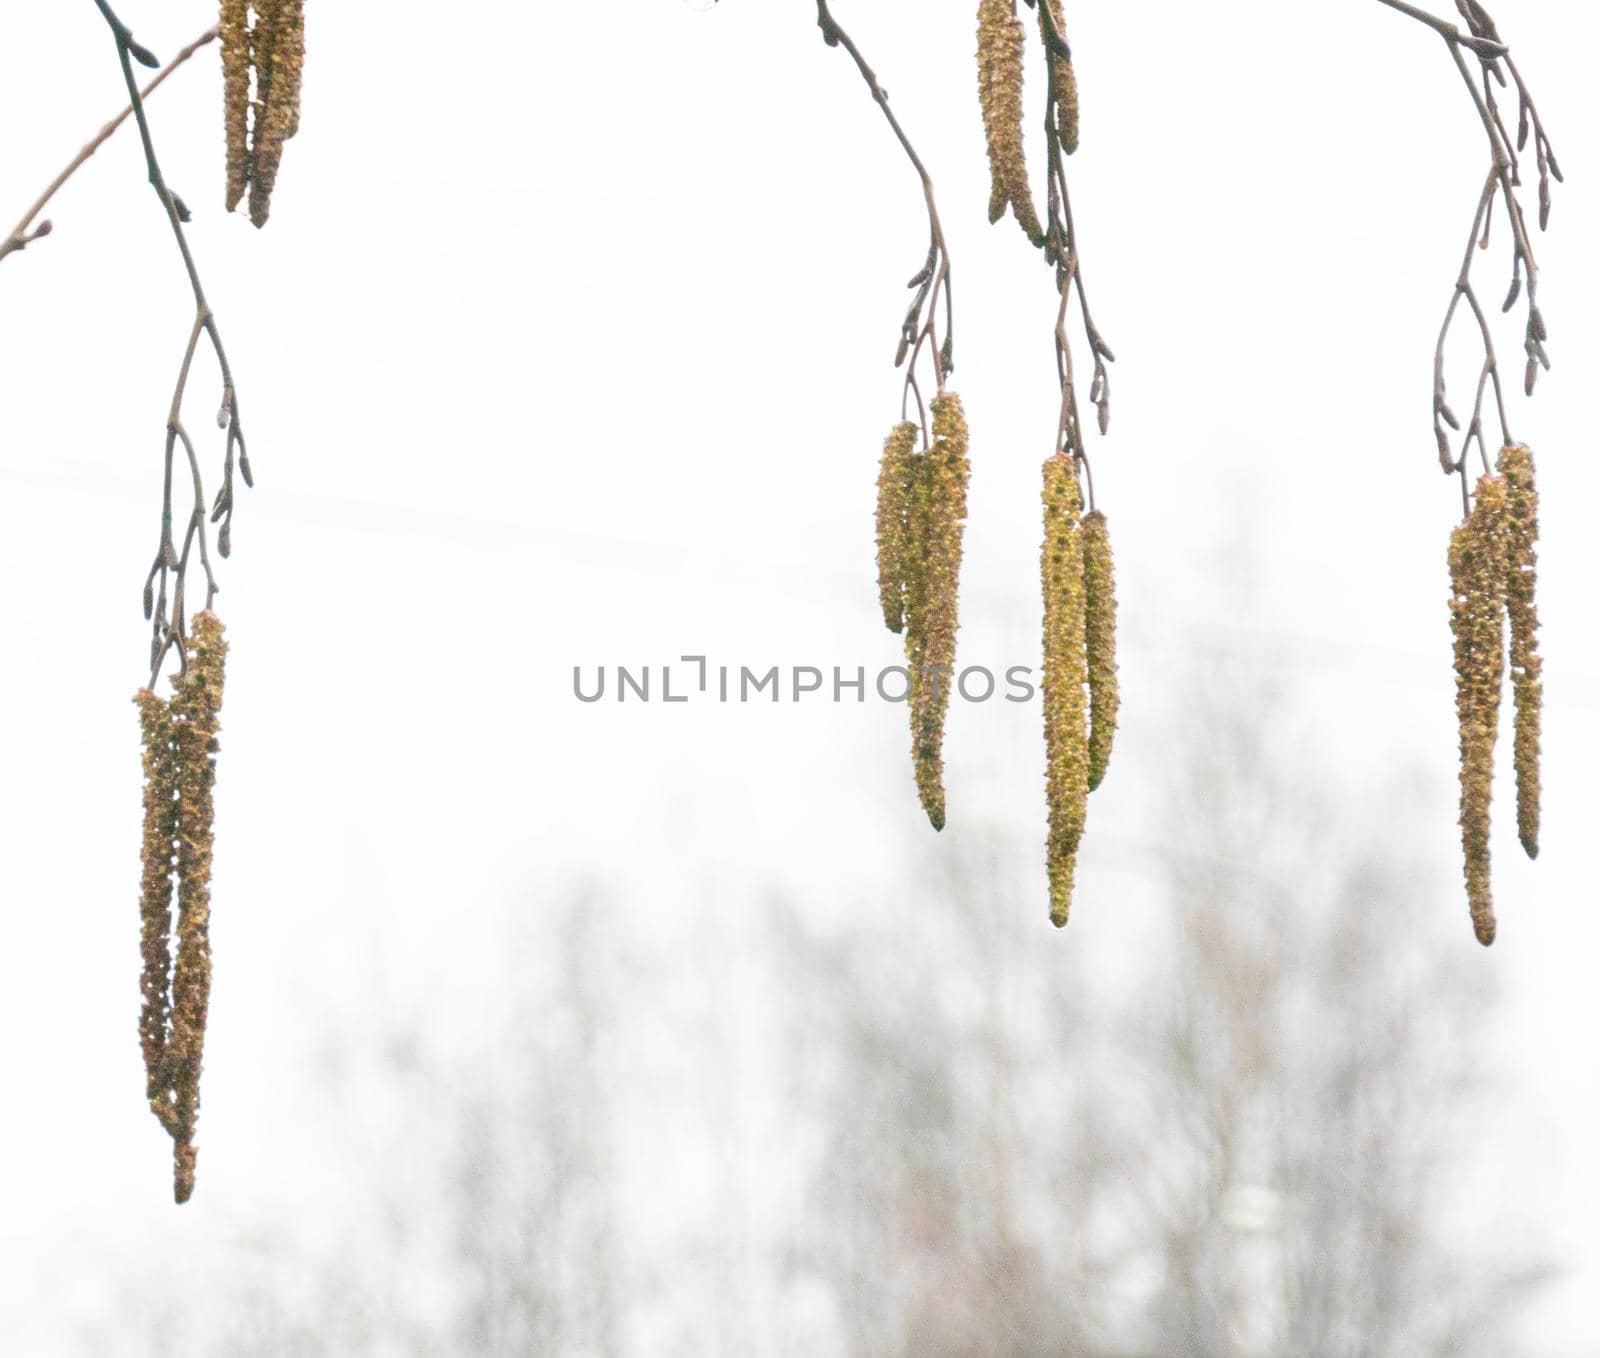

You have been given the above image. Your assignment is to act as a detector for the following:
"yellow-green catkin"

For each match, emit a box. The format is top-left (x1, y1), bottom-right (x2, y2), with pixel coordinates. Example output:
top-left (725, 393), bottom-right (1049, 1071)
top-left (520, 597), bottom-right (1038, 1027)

top-left (1042, 454), bottom-right (1088, 927)
top-left (876, 422), bottom-right (919, 634)
top-left (1498, 444), bottom-right (1542, 860)
top-left (1081, 510), bottom-right (1118, 791)
top-left (247, 0), bottom-right (304, 227)
top-left (1038, 0), bottom-right (1079, 155)
top-left (165, 611), bottom-right (227, 1202)
top-left (220, 0), bottom-right (250, 211)
top-left (909, 395), bottom-right (970, 831)
top-left (1449, 479), bottom-right (1507, 947)
top-left (977, 0), bottom-right (1044, 245)
top-left (902, 449), bottom-right (933, 674)
top-left (135, 690), bottom-right (178, 1113)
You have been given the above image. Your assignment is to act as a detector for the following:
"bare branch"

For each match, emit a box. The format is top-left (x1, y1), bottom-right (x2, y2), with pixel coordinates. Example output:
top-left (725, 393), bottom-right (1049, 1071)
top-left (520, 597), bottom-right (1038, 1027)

top-left (815, 0), bottom-right (953, 442)
top-left (1376, 0), bottom-right (1557, 492)
top-left (1373, 0), bottom-right (1508, 59)
top-left (1037, 2), bottom-right (1114, 509)
top-left (0, 27), bottom-right (218, 267)
top-left (87, 1), bottom-right (253, 685)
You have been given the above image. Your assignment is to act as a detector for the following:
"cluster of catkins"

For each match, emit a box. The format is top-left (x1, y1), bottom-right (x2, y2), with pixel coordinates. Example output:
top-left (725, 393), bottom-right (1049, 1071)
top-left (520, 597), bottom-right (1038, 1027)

top-left (1040, 455), bottom-right (1117, 926)
top-left (135, 612), bottom-right (228, 1202)
top-left (875, 395), bottom-right (972, 830)
top-left (977, 0), bottom-right (1078, 247)
top-left (978, 0), bottom-right (1118, 925)
top-left (1449, 445), bottom-right (1542, 945)
top-left (221, 0), bottom-right (305, 226)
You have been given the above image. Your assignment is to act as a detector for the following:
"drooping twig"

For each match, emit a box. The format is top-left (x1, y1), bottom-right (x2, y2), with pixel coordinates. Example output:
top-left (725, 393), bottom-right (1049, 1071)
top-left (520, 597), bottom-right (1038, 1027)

top-left (0, 27), bottom-right (218, 267)
top-left (1377, 0), bottom-right (1559, 504)
top-left (815, 0), bottom-right (954, 443)
top-left (89, 1), bottom-right (253, 685)
top-left (1374, 0), bottom-right (1508, 58)
top-left (1035, 0), bottom-right (1113, 512)
top-left (1042, 127), bottom-right (1113, 504)
top-left (819, 1), bottom-right (974, 830)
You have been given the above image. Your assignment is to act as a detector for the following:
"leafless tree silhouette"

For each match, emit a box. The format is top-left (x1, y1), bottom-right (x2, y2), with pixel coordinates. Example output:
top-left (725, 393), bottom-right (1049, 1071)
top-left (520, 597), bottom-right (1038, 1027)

top-left (775, 643), bottom-right (1551, 1355)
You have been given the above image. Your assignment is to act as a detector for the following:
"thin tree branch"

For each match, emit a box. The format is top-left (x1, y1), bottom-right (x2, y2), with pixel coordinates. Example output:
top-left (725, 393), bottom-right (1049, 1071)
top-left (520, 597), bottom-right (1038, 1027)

top-left (1376, 0), bottom-right (1557, 494)
top-left (0, 27), bottom-right (218, 268)
top-left (1035, 2), bottom-right (1113, 511)
top-left (88, 0), bottom-right (252, 683)
top-left (1373, 0), bottom-right (1507, 59)
top-left (815, 0), bottom-right (953, 444)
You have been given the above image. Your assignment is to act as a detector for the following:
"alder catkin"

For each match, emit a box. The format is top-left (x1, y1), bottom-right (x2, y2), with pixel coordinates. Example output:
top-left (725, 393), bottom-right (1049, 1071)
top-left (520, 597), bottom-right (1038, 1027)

top-left (909, 395), bottom-right (970, 831)
top-left (220, 0), bottom-right (250, 211)
top-left (976, 0), bottom-right (1044, 245)
top-left (1449, 479), bottom-right (1507, 946)
top-left (165, 611), bottom-right (227, 1201)
top-left (988, 183), bottom-right (1008, 228)
top-left (1081, 509), bottom-right (1118, 790)
top-left (1042, 454), bottom-right (1088, 927)
top-left (1038, 0), bottom-right (1080, 155)
top-left (1498, 443), bottom-right (1542, 859)
top-left (135, 690), bottom-right (177, 1111)
top-left (876, 422), bottom-right (919, 634)
top-left (248, 0), bottom-right (304, 227)
top-left (281, 0), bottom-right (306, 142)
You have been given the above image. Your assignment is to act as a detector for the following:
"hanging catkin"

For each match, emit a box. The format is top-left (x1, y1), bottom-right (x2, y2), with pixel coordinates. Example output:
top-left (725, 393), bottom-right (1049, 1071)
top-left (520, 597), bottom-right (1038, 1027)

top-left (135, 690), bottom-right (178, 1111)
top-left (246, 0), bottom-right (305, 227)
top-left (910, 395), bottom-right (971, 830)
top-left (976, 0), bottom-right (1044, 245)
top-left (1081, 509), bottom-right (1117, 790)
top-left (220, 0), bottom-right (250, 212)
top-left (875, 422), bottom-right (919, 634)
top-left (1449, 479), bottom-right (1507, 946)
top-left (167, 612), bottom-right (226, 1201)
top-left (1497, 444), bottom-right (1542, 859)
top-left (1038, 0), bottom-right (1080, 155)
top-left (1042, 454), bottom-right (1088, 927)
top-left (136, 612), bottom-right (228, 1202)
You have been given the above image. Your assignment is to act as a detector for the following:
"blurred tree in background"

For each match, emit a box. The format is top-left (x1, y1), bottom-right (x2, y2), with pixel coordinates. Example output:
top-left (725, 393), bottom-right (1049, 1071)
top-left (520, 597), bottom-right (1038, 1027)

top-left (781, 668), bottom-right (1550, 1356)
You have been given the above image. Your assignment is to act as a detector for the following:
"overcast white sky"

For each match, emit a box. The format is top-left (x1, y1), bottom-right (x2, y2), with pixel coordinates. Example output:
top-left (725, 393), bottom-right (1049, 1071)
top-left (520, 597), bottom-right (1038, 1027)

top-left (1, 1), bottom-right (1597, 1352)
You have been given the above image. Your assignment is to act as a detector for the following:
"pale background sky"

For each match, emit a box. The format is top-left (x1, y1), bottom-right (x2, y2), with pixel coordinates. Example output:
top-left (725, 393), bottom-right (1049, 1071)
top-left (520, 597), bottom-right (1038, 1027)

top-left (1, 1), bottom-right (1596, 1353)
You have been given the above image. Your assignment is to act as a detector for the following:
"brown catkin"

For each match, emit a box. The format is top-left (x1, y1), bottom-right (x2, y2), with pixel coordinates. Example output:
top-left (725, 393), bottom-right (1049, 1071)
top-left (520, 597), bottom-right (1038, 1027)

top-left (1498, 444), bottom-right (1542, 859)
top-left (173, 1142), bottom-right (198, 1206)
top-left (909, 395), bottom-right (971, 831)
top-left (165, 611), bottom-right (227, 1201)
top-left (135, 690), bottom-right (178, 1113)
top-left (220, 0), bottom-right (250, 211)
top-left (1081, 510), bottom-right (1118, 791)
top-left (1449, 479), bottom-right (1507, 946)
top-left (247, 0), bottom-right (304, 227)
top-left (976, 0), bottom-right (1044, 245)
top-left (246, 0), bottom-right (280, 187)
top-left (988, 183), bottom-right (1008, 228)
top-left (1042, 455), bottom-right (1088, 927)
top-left (1038, 0), bottom-right (1079, 155)
top-left (281, 0), bottom-right (306, 142)
top-left (876, 422), bottom-right (919, 634)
